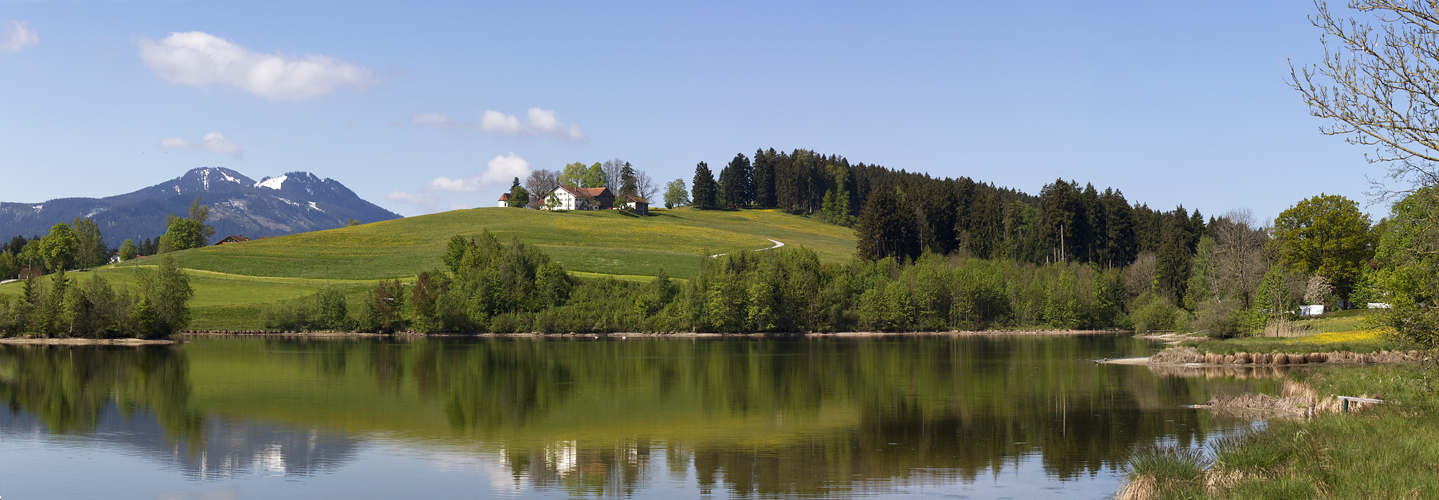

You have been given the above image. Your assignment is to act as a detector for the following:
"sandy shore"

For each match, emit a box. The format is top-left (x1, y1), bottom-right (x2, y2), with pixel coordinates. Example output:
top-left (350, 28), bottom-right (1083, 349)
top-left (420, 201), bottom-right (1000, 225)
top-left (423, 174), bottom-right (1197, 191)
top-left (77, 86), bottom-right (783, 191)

top-left (1100, 357), bottom-right (1151, 365)
top-left (0, 337), bottom-right (177, 346)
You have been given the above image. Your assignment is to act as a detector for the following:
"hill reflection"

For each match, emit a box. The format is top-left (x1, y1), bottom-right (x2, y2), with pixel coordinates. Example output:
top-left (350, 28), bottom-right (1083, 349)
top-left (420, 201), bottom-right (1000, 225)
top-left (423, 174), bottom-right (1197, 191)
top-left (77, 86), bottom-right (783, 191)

top-left (0, 336), bottom-right (1276, 497)
top-left (0, 345), bottom-right (358, 479)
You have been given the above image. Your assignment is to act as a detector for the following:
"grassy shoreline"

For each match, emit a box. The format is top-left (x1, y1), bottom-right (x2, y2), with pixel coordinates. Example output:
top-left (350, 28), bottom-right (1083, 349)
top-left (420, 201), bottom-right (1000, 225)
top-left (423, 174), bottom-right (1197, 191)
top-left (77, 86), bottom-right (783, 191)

top-left (1120, 309), bottom-right (1439, 499)
top-left (1122, 364), bottom-right (1439, 499)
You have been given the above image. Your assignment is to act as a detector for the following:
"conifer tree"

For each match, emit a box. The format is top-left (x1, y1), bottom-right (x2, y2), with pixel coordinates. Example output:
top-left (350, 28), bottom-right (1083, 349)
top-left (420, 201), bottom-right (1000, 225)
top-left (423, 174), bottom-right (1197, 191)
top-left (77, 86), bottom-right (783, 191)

top-left (619, 162), bottom-right (638, 200)
top-left (691, 162), bottom-right (717, 210)
top-left (753, 148), bottom-right (775, 208)
top-left (855, 186), bottom-right (921, 261)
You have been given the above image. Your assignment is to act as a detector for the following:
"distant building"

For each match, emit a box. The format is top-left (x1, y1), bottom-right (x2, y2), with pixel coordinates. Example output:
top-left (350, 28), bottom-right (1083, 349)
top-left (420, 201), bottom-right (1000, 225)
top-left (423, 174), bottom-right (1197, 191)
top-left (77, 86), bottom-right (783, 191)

top-left (498, 192), bottom-right (511, 207)
top-left (619, 194), bottom-right (649, 215)
top-left (539, 186), bottom-right (615, 211)
top-left (16, 265), bottom-right (41, 280)
top-left (215, 235), bottom-right (252, 245)
top-left (1299, 305), bottom-right (1325, 316)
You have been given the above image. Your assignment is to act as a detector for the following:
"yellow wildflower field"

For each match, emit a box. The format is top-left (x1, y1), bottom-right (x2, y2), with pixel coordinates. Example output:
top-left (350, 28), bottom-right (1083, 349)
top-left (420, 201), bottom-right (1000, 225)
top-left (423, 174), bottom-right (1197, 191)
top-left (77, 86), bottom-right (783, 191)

top-left (1296, 328), bottom-right (1387, 344)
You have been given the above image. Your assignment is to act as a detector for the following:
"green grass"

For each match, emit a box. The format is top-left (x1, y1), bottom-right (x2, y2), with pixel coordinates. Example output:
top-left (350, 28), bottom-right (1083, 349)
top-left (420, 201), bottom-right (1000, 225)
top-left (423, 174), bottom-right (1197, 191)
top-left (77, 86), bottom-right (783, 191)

top-left (1183, 335), bottom-right (1391, 356)
top-left (153, 207), bottom-right (856, 280)
top-left (1119, 365), bottom-right (1439, 498)
top-left (1292, 309), bottom-right (1373, 333)
top-left (1180, 310), bottom-right (1392, 355)
top-left (1204, 366), bottom-right (1439, 498)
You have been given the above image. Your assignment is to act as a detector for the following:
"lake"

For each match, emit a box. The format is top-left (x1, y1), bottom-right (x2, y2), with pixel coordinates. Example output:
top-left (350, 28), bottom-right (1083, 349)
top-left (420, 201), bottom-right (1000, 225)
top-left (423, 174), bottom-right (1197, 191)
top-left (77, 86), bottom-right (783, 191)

top-left (0, 334), bottom-right (1277, 499)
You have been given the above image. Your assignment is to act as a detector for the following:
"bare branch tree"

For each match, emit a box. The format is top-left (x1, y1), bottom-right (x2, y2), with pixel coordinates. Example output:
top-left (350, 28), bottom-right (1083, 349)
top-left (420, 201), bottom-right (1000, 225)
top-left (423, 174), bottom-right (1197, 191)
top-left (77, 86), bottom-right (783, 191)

top-left (1211, 208), bottom-right (1270, 308)
top-left (1290, 0), bottom-right (1439, 199)
top-left (524, 169), bottom-right (558, 209)
top-left (602, 158), bottom-right (624, 190)
top-left (636, 171), bottom-right (655, 202)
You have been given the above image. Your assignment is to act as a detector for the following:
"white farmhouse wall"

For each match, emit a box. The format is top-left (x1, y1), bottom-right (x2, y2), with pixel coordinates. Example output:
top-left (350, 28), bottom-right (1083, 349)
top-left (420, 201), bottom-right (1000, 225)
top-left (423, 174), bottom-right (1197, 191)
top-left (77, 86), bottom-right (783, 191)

top-left (542, 189), bottom-right (580, 210)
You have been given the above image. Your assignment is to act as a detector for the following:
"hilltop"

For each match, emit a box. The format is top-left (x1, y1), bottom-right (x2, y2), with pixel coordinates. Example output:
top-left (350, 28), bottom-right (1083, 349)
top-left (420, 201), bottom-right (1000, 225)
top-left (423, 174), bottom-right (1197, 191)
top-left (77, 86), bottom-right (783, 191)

top-left (0, 167), bottom-right (401, 245)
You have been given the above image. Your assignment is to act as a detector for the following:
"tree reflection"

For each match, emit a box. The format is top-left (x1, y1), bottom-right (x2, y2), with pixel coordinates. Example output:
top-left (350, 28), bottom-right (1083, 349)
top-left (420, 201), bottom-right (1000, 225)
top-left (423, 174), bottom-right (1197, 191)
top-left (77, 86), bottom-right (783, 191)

top-left (0, 344), bottom-right (201, 444)
top-left (241, 335), bottom-right (1273, 497)
top-left (0, 336), bottom-right (1279, 497)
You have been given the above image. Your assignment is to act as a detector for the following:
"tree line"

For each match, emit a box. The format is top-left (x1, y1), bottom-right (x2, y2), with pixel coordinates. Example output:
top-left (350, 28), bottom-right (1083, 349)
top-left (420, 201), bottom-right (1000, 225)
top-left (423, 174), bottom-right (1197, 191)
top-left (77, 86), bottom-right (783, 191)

top-left (0, 256), bottom-right (194, 338)
top-left (262, 230), bottom-right (1244, 334)
top-left (519, 158), bottom-right (657, 209)
top-left (0, 198), bottom-right (213, 338)
top-left (1, 198), bottom-right (217, 279)
top-left (671, 149), bottom-right (1213, 298)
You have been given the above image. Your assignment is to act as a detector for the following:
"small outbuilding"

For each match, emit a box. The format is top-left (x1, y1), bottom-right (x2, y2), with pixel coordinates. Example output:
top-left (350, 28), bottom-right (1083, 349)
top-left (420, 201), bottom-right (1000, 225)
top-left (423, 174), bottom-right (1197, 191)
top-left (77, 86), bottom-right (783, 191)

top-left (15, 265), bottom-right (41, 280)
top-left (620, 194), bottom-right (649, 215)
top-left (215, 235), bottom-right (252, 245)
top-left (498, 192), bottom-right (511, 207)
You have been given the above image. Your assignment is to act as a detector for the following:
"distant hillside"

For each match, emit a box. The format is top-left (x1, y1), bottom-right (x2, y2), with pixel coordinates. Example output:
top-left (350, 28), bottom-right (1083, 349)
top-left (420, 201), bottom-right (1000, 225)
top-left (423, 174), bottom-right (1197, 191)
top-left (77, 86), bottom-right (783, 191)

top-left (0, 167), bottom-right (402, 246)
top-left (150, 207), bottom-right (857, 280)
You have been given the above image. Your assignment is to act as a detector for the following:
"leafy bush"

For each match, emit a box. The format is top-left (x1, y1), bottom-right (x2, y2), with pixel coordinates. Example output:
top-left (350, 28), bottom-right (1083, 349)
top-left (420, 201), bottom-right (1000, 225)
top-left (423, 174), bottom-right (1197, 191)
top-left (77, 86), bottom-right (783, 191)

top-left (1192, 297), bottom-right (1245, 338)
top-left (1131, 291), bottom-right (1181, 333)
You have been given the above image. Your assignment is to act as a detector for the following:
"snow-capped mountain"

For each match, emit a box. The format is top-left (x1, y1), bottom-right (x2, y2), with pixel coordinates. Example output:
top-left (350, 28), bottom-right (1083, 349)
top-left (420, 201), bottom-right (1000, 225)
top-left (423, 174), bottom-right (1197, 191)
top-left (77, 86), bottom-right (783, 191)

top-left (0, 167), bottom-right (401, 245)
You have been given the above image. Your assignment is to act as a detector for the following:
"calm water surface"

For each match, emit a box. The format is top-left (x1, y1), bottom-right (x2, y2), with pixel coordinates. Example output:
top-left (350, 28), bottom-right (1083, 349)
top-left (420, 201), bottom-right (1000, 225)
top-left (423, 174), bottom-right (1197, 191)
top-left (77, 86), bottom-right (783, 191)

top-left (0, 335), bottom-right (1279, 499)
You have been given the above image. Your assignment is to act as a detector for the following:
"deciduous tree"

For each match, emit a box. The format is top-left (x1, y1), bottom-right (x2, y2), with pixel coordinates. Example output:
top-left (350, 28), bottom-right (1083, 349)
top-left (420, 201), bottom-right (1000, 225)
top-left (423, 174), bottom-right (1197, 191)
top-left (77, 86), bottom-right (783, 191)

top-left (1291, 0), bottom-right (1439, 194)
top-left (119, 239), bottom-right (138, 261)
top-left (525, 169), bottom-right (559, 208)
top-left (71, 217), bottom-right (106, 269)
top-left (38, 223), bottom-right (78, 273)
top-left (1272, 193), bottom-right (1374, 302)
top-left (664, 179), bottom-right (689, 209)
top-left (557, 162), bottom-right (588, 188)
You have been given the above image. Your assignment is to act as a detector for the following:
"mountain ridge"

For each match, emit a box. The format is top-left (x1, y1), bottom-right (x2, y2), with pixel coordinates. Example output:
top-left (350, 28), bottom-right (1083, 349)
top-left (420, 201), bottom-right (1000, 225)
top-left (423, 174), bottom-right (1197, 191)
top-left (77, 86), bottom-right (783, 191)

top-left (0, 167), bottom-right (402, 246)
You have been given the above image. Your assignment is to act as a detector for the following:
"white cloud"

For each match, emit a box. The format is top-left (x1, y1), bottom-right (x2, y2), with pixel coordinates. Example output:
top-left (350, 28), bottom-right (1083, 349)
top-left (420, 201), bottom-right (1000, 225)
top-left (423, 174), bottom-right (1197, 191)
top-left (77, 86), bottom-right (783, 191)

top-left (424, 153), bottom-right (530, 192)
top-left (386, 191), bottom-right (440, 211)
top-left (157, 132), bottom-right (244, 158)
top-left (0, 20), bottom-right (38, 53)
top-left (138, 31), bottom-right (373, 100)
top-left (480, 152), bottom-right (530, 185)
top-left (478, 110), bottom-right (523, 134)
top-left (523, 108), bottom-right (585, 141)
top-left (391, 153), bottom-right (530, 213)
top-left (411, 108), bottom-right (585, 142)
top-left (426, 176), bottom-right (481, 192)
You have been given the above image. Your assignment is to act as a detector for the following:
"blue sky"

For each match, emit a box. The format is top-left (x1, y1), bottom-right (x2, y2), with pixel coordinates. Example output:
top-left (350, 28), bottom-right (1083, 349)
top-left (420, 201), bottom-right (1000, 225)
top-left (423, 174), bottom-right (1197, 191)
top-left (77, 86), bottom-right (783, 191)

top-left (0, 1), bottom-right (1383, 221)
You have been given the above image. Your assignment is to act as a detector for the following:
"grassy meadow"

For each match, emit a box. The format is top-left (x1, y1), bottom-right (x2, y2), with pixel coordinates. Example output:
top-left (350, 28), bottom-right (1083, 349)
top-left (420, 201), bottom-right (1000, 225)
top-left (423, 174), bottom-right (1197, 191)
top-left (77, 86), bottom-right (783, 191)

top-left (1178, 310), bottom-right (1392, 355)
top-left (0, 207), bottom-right (856, 330)
top-left (154, 207), bottom-right (856, 280)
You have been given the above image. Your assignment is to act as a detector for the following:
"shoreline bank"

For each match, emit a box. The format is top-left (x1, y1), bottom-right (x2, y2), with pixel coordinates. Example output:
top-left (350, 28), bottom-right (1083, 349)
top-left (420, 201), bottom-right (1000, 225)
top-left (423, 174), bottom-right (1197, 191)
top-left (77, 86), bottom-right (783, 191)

top-left (0, 337), bottom-right (177, 346)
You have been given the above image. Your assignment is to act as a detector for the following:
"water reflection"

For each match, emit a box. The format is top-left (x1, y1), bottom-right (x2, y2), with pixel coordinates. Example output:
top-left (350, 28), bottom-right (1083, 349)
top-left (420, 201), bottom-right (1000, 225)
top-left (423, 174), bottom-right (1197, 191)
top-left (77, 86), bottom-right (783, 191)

top-left (0, 404), bottom-right (358, 479)
top-left (0, 335), bottom-right (1279, 498)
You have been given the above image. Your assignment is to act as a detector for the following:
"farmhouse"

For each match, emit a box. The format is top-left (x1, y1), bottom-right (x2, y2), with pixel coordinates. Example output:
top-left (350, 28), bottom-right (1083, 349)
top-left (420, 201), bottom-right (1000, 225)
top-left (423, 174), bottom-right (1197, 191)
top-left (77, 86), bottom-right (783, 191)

top-left (619, 194), bottom-right (649, 215)
top-left (540, 186), bottom-right (615, 211)
top-left (497, 192), bottom-right (511, 207)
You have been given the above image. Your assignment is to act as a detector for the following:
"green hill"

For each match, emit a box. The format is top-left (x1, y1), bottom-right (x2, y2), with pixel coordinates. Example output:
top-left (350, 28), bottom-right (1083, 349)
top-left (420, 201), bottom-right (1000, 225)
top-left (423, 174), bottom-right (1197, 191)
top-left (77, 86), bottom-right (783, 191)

top-left (152, 207), bottom-right (855, 280)
top-left (0, 207), bottom-right (856, 330)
